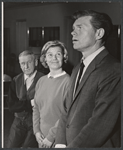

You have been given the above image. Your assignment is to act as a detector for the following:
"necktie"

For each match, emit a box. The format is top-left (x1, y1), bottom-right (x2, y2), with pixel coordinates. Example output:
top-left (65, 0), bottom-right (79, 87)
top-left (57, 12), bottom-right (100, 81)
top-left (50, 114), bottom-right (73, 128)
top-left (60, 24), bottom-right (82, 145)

top-left (25, 77), bottom-right (31, 90)
top-left (75, 61), bottom-right (84, 93)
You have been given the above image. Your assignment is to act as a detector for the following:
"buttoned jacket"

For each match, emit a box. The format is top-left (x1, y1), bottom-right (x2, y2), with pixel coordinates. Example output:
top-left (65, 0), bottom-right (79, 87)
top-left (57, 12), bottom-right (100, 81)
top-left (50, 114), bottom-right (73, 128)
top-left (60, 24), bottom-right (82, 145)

top-left (55, 49), bottom-right (121, 148)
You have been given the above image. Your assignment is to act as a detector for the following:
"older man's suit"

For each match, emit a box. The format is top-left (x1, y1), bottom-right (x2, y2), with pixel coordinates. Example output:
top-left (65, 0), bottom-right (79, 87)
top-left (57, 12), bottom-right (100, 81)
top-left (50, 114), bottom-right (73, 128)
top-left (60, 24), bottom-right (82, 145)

top-left (55, 49), bottom-right (121, 148)
top-left (7, 71), bottom-right (44, 148)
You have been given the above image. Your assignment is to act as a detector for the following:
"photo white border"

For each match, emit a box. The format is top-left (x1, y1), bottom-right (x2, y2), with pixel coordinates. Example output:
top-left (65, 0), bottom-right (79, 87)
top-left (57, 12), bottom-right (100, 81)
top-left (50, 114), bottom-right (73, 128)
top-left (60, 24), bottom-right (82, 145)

top-left (1, 0), bottom-right (122, 149)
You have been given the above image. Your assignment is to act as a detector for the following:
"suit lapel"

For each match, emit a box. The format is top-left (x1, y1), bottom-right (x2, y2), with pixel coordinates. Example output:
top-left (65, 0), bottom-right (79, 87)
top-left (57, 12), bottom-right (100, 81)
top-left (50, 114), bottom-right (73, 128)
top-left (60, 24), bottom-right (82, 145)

top-left (67, 64), bottom-right (80, 107)
top-left (74, 62), bottom-right (95, 100)
top-left (68, 49), bottom-right (109, 111)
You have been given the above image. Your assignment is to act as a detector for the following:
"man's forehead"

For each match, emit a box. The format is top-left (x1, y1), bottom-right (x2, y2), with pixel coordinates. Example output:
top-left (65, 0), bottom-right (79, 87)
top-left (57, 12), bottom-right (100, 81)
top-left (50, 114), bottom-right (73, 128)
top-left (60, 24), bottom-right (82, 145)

top-left (73, 16), bottom-right (92, 26)
top-left (19, 54), bottom-right (34, 61)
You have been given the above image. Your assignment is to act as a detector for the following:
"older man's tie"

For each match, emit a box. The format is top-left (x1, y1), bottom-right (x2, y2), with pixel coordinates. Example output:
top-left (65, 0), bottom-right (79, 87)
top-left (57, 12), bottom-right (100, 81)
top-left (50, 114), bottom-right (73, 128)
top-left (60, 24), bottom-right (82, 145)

top-left (75, 61), bottom-right (85, 93)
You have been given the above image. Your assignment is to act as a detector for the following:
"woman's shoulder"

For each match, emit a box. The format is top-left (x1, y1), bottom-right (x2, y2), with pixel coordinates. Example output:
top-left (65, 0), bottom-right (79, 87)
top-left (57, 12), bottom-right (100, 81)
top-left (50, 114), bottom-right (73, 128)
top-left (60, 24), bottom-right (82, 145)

top-left (63, 72), bottom-right (70, 79)
top-left (37, 74), bottom-right (48, 83)
top-left (58, 73), bottom-right (70, 84)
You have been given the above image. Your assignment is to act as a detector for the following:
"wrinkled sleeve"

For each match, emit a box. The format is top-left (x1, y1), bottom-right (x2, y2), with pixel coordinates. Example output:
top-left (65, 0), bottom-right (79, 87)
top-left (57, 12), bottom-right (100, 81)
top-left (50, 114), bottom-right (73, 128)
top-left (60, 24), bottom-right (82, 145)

top-left (55, 76), bottom-right (70, 145)
top-left (33, 80), bottom-right (41, 135)
top-left (46, 120), bottom-right (59, 143)
top-left (54, 104), bottom-right (68, 145)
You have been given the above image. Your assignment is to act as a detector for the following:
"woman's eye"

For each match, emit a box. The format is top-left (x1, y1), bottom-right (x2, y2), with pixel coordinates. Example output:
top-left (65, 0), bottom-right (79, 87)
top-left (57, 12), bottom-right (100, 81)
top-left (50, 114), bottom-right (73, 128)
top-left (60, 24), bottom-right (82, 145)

top-left (57, 53), bottom-right (61, 56)
top-left (48, 54), bottom-right (52, 57)
top-left (57, 53), bottom-right (62, 57)
top-left (78, 26), bottom-right (81, 29)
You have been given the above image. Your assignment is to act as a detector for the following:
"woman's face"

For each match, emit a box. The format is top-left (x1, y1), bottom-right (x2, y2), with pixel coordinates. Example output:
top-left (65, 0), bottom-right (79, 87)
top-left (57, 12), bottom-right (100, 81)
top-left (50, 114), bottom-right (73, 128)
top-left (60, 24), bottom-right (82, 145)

top-left (45, 46), bottom-right (64, 71)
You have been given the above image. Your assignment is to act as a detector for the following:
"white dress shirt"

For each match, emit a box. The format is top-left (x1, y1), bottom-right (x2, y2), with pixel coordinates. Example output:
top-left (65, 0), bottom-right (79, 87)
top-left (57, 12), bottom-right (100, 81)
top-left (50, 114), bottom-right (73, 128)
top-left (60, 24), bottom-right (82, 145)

top-left (73, 46), bottom-right (105, 98)
top-left (24, 70), bottom-right (37, 90)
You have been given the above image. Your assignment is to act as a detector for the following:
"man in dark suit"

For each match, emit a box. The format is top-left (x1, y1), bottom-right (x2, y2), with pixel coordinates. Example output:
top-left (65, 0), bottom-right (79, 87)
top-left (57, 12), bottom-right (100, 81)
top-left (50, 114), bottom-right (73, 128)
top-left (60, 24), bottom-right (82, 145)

top-left (55, 10), bottom-right (121, 148)
top-left (7, 50), bottom-right (44, 148)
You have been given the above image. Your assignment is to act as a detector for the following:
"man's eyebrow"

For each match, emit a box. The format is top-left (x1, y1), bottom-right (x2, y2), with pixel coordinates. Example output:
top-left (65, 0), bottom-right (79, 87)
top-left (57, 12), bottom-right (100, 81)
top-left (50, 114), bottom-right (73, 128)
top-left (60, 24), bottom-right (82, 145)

top-left (73, 24), bottom-right (82, 28)
top-left (77, 24), bottom-right (83, 27)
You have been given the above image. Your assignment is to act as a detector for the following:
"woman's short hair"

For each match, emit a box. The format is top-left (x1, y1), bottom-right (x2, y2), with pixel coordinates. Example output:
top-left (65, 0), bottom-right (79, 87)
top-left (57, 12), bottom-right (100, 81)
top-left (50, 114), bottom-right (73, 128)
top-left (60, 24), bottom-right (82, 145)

top-left (40, 40), bottom-right (68, 68)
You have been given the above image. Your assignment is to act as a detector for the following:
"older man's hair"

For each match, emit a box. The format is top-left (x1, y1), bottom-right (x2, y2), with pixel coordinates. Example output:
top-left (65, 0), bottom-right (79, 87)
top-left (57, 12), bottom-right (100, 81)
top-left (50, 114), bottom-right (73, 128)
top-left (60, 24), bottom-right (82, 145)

top-left (19, 50), bottom-right (35, 59)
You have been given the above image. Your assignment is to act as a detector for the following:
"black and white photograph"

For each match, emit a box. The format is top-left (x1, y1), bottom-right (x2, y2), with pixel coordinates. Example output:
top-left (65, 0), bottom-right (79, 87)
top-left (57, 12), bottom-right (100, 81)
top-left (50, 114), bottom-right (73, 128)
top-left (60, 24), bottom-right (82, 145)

top-left (2, 1), bottom-right (122, 148)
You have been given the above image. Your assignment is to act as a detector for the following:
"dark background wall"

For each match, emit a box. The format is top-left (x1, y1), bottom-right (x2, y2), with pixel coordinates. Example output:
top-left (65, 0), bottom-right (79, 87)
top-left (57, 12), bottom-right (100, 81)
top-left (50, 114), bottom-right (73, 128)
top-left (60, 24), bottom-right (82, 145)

top-left (3, 2), bottom-right (122, 148)
top-left (4, 2), bottom-right (121, 76)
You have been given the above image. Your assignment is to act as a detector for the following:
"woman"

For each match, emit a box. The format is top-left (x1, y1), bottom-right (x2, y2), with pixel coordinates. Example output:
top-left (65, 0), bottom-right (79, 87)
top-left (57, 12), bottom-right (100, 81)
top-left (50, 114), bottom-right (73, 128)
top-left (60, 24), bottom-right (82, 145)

top-left (33, 40), bottom-right (70, 148)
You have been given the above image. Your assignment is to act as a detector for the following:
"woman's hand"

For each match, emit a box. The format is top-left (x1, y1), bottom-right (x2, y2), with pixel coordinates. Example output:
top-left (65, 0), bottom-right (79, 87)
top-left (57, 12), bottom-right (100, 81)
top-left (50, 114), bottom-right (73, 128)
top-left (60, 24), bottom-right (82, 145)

top-left (42, 138), bottom-right (53, 148)
top-left (35, 132), bottom-right (45, 146)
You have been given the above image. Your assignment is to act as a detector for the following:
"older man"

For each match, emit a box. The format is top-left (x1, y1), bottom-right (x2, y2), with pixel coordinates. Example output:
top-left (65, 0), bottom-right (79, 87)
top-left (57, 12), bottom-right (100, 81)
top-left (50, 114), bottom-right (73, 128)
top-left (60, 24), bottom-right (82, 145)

top-left (7, 50), bottom-right (44, 148)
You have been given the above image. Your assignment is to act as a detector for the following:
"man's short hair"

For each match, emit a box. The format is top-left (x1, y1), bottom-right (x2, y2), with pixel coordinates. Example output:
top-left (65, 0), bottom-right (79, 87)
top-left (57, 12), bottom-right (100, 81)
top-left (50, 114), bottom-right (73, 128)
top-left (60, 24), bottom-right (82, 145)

top-left (72, 10), bottom-right (113, 42)
top-left (19, 50), bottom-right (35, 59)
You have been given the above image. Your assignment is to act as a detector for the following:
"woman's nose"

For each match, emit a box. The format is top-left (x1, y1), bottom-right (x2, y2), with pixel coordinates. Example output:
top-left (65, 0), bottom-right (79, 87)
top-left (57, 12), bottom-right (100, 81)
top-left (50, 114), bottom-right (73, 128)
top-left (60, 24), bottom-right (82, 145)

top-left (52, 55), bottom-right (57, 59)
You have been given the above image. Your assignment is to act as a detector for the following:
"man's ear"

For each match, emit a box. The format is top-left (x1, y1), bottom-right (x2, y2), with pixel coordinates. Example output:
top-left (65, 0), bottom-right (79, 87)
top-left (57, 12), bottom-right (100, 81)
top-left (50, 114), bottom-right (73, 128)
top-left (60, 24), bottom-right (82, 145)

top-left (95, 28), bottom-right (105, 40)
top-left (35, 59), bottom-right (38, 66)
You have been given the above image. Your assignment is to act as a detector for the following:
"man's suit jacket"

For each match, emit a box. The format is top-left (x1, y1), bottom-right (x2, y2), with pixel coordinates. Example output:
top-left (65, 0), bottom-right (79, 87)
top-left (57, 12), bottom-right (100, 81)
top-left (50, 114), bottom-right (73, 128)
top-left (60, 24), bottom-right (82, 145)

top-left (55, 49), bottom-right (121, 148)
top-left (8, 71), bottom-right (44, 114)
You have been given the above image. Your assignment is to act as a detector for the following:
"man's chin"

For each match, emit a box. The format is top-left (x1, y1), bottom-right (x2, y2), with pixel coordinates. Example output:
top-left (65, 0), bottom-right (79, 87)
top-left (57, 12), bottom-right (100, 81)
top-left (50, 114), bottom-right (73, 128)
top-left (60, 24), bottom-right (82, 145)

top-left (73, 46), bottom-right (79, 51)
top-left (73, 45), bottom-right (81, 51)
top-left (73, 44), bottom-right (79, 50)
